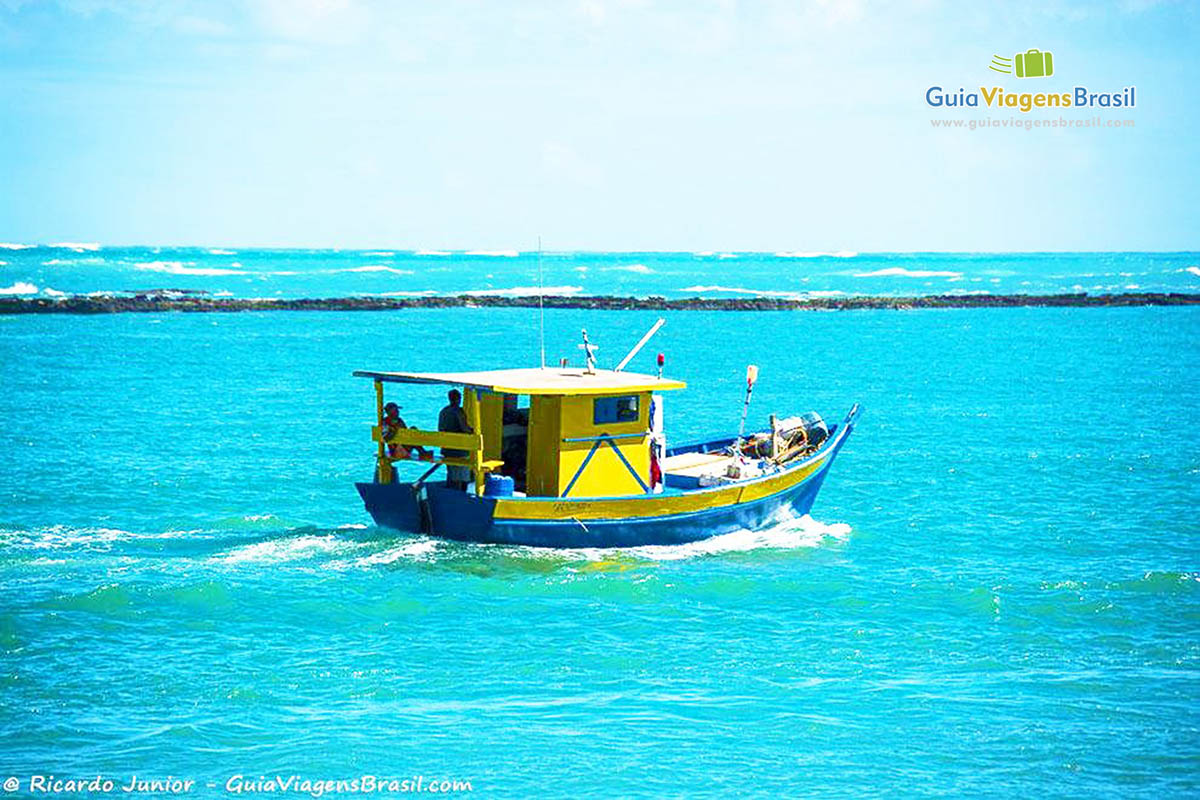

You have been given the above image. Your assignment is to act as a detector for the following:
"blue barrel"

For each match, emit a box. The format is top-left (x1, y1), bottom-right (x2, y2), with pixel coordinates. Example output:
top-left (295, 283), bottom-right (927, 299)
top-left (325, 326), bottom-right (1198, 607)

top-left (484, 474), bottom-right (515, 497)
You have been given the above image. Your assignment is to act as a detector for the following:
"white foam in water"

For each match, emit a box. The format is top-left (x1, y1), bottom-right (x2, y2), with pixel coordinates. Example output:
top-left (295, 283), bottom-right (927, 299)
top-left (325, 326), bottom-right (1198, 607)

top-left (682, 284), bottom-right (806, 299)
top-left (207, 248), bottom-right (236, 255)
top-left (49, 242), bottom-right (101, 251)
top-left (351, 538), bottom-right (440, 566)
top-left (42, 257), bottom-right (105, 266)
top-left (7, 525), bottom-right (186, 550)
top-left (213, 535), bottom-right (358, 564)
top-left (135, 261), bottom-right (249, 276)
top-left (775, 250), bottom-right (858, 258)
top-left (853, 267), bottom-right (962, 278)
top-left (485, 512), bottom-right (851, 564)
top-left (334, 265), bottom-right (414, 274)
top-left (0, 281), bottom-right (38, 295)
top-left (608, 264), bottom-right (653, 274)
top-left (1184, 266), bottom-right (1200, 276)
top-left (577, 514), bottom-right (851, 562)
top-left (463, 285), bottom-right (582, 296)
top-left (414, 249), bottom-right (451, 256)
top-left (0, 242), bottom-right (35, 250)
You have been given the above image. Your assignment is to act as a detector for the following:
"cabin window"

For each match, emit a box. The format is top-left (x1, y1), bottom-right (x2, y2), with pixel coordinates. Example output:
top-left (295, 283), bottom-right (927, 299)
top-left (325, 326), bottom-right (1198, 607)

top-left (593, 395), bottom-right (639, 425)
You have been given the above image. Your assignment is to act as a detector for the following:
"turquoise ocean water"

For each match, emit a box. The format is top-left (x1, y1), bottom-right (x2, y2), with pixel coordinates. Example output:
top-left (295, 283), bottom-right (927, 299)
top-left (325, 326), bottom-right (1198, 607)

top-left (1, 251), bottom-right (1198, 797)
top-left (2, 245), bottom-right (1199, 300)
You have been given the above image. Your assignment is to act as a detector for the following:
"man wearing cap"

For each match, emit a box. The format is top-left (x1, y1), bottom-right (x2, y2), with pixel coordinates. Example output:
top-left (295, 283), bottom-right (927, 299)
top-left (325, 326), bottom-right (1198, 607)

top-left (382, 402), bottom-right (429, 460)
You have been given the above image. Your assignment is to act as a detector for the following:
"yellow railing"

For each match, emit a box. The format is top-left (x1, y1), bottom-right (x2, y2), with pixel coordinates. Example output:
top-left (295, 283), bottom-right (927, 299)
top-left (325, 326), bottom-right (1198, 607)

top-left (371, 426), bottom-right (479, 452)
top-left (371, 380), bottom-right (501, 494)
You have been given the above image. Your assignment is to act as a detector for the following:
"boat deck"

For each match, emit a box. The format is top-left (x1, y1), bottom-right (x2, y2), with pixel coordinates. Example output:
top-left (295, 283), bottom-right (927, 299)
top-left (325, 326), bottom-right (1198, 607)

top-left (660, 450), bottom-right (736, 478)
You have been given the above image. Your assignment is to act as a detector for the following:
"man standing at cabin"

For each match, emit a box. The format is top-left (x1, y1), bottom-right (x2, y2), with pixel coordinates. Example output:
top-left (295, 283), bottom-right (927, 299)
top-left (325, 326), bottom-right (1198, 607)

top-left (438, 389), bottom-right (473, 490)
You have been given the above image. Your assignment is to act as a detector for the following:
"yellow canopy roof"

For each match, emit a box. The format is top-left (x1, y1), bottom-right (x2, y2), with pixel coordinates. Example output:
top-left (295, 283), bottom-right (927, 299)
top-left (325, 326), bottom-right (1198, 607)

top-left (353, 367), bottom-right (685, 396)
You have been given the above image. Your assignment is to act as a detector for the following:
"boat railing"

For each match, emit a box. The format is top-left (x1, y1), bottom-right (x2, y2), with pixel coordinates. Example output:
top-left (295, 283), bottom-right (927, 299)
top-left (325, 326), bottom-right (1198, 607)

top-left (372, 426), bottom-right (479, 453)
top-left (371, 426), bottom-right (503, 489)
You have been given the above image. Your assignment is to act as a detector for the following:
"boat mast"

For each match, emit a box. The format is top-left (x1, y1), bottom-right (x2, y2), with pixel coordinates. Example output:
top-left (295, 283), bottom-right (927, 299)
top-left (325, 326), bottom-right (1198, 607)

top-left (538, 236), bottom-right (546, 369)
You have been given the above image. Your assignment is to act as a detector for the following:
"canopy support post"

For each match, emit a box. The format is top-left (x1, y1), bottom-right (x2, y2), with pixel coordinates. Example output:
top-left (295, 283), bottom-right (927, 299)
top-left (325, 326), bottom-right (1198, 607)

top-left (375, 380), bottom-right (393, 484)
top-left (465, 388), bottom-right (485, 496)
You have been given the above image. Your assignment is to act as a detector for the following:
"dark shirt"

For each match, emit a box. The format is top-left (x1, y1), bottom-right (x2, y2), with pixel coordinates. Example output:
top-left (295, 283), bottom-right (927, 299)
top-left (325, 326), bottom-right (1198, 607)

top-left (438, 404), bottom-right (471, 457)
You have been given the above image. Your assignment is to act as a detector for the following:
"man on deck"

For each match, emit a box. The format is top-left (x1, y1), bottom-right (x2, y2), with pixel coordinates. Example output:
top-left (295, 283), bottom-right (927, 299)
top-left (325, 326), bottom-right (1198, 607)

top-left (438, 389), bottom-right (474, 490)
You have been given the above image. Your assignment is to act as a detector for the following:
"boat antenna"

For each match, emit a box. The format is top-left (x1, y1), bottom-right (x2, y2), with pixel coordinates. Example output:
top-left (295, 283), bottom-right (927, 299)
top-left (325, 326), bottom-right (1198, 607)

top-left (615, 317), bottom-right (665, 372)
top-left (733, 364), bottom-right (759, 459)
top-left (537, 236), bottom-right (546, 368)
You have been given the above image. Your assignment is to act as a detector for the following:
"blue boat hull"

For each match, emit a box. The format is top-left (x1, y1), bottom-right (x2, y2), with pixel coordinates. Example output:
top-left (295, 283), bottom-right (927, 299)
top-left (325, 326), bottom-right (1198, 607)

top-left (356, 407), bottom-right (857, 548)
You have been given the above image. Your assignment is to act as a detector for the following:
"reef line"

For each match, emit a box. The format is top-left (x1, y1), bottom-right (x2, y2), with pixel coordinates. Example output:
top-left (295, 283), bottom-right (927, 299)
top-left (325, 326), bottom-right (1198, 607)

top-left (2, 292), bottom-right (1198, 315)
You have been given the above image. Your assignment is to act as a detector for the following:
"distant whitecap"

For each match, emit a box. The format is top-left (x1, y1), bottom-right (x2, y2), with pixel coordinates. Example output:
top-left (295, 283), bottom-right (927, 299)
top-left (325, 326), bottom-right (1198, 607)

top-left (854, 267), bottom-right (963, 278)
top-left (776, 250), bottom-right (858, 258)
top-left (682, 284), bottom-right (806, 298)
top-left (462, 285), bottom-right (582, 297)
top-left (335, 265), bottom-right (415, 275)
top-left (0, 281), bottom-right (38, 295)
top-left (135, 261), bottom-right (249, 276)
top-left (49, 242), bottom-right (101, 252)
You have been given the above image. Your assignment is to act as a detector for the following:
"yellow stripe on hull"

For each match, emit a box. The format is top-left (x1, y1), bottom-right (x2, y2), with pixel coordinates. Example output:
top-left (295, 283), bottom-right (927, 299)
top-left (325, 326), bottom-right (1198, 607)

top-left (492, 451), bottom-right (829, 521)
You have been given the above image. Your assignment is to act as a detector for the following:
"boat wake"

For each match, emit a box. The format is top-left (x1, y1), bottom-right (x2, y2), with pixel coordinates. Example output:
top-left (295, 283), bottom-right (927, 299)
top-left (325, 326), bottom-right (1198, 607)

top-left (556, 512), bottom-right (851, 563)
top-left (1, 511), bottom-right (850, 576)
top-left (345, 511), bottom-right (852, 568)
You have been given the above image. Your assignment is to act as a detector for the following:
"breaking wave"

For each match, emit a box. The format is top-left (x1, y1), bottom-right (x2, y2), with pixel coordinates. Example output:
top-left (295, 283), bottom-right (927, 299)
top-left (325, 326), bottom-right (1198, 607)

top-left (334, 265), bottom-right (415, 275)
top-left (776, 250), bottom-right (858, 258)
top-left (42, 257), bottom-right (106, 266)
top-left (682, 284), bottom-right (806, 298)
top-left (0, 243), bottom-right (35, 250)
top-left (49, 242), bottom-right (101, 252)
top-left (135, 261), bottom-right (249, 276)
top-left (854, 267), bottom-right (963, 278)
top-left (462, 285), bottom-right (582, 297)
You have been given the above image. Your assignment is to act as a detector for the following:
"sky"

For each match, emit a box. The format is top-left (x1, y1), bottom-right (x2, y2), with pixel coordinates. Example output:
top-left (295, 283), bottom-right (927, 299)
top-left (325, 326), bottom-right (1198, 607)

top-left (0, 0), bottom-right (1196, 251)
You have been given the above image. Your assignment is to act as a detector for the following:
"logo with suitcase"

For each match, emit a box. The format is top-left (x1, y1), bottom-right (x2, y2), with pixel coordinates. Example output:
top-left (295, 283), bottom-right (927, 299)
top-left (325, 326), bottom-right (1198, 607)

top-left (989, 49), bottom-right (1055, 78)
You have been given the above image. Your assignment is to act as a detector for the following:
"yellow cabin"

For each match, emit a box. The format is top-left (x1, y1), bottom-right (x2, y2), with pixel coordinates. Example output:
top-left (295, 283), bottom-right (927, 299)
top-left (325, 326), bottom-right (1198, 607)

top-left (352, 367), bottom-right (686, 499)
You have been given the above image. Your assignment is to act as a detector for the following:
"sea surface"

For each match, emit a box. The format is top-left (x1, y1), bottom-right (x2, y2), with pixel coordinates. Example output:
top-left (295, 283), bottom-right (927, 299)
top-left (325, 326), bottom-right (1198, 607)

top-left (1, 244), bottom-right (1199, 300)
top-left (1, 258), bottom-right (1198, 796)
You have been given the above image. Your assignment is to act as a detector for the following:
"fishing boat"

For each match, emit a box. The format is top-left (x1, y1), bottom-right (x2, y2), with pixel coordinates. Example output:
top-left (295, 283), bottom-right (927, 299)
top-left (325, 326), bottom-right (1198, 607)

top-left (353, 324), bottom-right (860, 548)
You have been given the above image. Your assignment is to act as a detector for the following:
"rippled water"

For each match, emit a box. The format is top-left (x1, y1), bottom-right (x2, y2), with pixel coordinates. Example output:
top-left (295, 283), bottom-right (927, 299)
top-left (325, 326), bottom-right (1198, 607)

top-left (1, 305), bottom-right (1197, 796)
top-left (2, 245), bottom-right (1199, 300)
